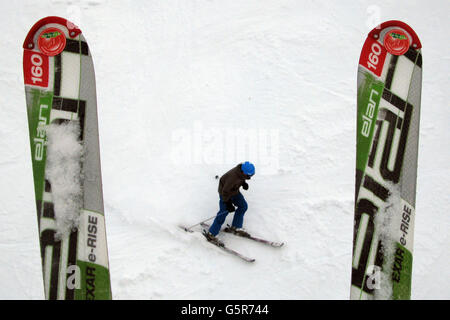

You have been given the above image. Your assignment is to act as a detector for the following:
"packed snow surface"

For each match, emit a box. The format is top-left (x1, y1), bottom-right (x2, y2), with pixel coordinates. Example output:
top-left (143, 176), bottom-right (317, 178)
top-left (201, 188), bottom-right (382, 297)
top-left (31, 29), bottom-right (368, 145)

top-left (0, 0), bottom-right (449, 299)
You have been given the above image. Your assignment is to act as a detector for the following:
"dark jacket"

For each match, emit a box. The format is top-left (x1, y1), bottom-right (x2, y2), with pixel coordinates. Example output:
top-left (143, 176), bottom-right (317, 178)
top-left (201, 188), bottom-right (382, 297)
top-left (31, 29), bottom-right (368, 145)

top-left (218, 164), bottom-right (250, 202)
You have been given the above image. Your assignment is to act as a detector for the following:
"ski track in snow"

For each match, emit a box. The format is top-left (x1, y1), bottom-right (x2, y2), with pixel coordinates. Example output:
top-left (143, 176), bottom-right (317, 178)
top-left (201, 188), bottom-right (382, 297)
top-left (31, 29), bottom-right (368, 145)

top-left (0, 0), bottom-right (449, 299)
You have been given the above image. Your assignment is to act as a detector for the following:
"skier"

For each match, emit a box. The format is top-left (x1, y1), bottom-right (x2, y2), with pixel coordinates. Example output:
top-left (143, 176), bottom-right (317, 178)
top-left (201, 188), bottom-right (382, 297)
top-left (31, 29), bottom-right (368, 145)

top-left (204, 161), bottom-right (255, 246)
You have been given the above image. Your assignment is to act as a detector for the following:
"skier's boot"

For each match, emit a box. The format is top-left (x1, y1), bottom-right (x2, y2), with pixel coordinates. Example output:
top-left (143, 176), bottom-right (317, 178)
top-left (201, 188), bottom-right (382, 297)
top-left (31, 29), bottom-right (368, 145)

top-left (203, 230), bottom-right (225, 247)
top-left (226, 225), bottom-right (251, 237)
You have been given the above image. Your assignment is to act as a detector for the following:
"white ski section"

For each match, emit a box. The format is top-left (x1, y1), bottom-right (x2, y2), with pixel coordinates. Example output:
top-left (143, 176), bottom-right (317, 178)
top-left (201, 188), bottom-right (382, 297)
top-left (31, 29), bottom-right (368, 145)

top-left (78, 209), bottom-right (110, 269)
top-left (60, 51), bottom-right (81, 100)
top-left (391, 56), bottom-right (415, 100)
top-left (0, 0), bottom-right (449, 299)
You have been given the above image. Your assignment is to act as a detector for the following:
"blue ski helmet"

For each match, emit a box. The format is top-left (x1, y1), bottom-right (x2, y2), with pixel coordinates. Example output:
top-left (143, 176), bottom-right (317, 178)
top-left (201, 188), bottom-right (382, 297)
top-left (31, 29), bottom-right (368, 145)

top-left (241, 161), bottom-right (255, 176)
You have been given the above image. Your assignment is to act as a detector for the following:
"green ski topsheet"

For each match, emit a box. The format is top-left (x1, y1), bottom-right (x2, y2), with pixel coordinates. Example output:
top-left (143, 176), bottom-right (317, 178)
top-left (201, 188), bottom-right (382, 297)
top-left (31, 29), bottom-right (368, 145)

top-left (23, 16), bottom-right (111, 300)
top-left (351, 20), bottom-right (422, 300)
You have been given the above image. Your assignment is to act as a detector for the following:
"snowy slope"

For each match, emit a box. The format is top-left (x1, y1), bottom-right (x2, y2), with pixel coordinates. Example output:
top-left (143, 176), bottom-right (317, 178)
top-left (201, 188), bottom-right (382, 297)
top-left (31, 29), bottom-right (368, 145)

top-left (0, 0), bottom-right (449, 299)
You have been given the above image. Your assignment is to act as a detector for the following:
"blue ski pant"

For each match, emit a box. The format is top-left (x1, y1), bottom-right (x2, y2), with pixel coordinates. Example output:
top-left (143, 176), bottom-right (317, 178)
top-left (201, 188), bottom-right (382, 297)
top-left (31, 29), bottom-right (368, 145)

top-left (209, 193), bottom-right (248, 236)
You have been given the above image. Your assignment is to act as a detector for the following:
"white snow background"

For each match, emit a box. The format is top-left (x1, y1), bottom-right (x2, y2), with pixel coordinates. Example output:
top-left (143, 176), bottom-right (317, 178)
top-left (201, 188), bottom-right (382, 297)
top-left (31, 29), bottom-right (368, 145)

top-left (0, 0), bottom-right (449, 299)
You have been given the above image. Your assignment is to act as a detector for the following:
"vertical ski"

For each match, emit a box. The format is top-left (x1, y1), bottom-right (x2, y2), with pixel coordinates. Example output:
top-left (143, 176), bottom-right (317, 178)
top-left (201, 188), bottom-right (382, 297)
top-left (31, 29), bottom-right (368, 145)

top-left (351, 21), bottom-right (422, 300)
top-left (23, 16), bottom-right (112, 300)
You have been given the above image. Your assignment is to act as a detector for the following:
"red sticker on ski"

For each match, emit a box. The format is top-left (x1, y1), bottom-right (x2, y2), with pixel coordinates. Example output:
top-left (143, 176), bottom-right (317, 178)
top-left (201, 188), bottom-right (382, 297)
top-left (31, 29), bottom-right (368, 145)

top-left (359, 37), bottom-right (387, 77)
top-left (383, 29), bottom-right (410, 56)
top-left (23, 50), bottom-right (49, 87)
top-left (38, 27), bottom-right (66, 56)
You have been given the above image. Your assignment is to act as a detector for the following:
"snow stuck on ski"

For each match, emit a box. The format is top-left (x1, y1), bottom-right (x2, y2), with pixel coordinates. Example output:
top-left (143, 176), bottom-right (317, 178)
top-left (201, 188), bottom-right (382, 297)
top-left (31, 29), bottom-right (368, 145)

top-left (46, 121), bottom-right (84, 239)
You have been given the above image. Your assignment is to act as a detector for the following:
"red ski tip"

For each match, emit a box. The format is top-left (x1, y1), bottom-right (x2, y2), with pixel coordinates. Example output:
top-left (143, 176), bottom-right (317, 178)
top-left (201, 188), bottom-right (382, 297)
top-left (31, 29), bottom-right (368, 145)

top-left (368, 20), bottom-right (422, 52)
top-left (23, 16), bottom-right (82, 50)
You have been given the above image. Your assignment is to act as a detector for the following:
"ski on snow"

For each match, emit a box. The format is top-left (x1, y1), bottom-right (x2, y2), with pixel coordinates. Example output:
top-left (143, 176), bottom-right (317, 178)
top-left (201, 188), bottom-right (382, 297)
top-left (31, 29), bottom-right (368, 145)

top-left (201, 223), bottom-right (284, 248)
top-left (201, 229), bottom-right (256, 263)
top-left (351, 21), bottom-right (422, 300)
top-left (179, 224), bottom-right (255, 263)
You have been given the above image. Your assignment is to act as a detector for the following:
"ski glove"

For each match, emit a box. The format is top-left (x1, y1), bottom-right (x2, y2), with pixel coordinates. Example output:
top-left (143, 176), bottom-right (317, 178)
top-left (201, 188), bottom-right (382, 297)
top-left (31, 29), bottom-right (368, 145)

top-left (242, 182), bottom-right (249, 190)
top-left (226, 200), bottom-right (236, 212)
